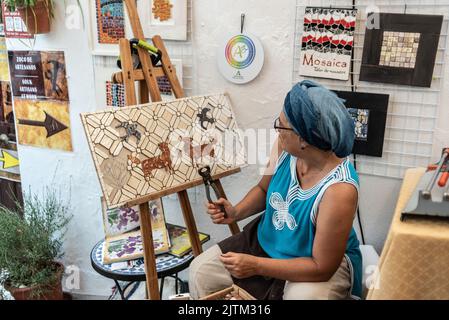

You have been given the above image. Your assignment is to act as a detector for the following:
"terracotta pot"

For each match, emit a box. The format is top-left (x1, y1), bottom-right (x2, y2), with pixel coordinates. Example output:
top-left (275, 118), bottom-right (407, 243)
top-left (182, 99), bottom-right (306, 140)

top-left (17, 0), bottom-right (52, 35)
top-left (6, 262), bottom-right (64, 300)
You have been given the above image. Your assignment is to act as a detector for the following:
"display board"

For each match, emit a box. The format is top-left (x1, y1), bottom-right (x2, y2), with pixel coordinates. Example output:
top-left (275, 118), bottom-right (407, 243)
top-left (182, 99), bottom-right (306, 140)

top-left (294, 0), bottom-right (449, 178)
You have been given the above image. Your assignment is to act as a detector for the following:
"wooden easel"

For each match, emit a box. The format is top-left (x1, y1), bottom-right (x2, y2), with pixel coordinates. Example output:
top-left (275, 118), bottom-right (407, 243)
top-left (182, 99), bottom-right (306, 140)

top-left (112, 0), bottom-right (241, 300)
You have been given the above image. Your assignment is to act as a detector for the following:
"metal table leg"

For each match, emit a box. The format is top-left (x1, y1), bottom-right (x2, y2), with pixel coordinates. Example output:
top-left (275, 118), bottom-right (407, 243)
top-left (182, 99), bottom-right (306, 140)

top-left (160, 276), bottom-right (165, 298)
top-left (113, 280), bottom-right (126, 300)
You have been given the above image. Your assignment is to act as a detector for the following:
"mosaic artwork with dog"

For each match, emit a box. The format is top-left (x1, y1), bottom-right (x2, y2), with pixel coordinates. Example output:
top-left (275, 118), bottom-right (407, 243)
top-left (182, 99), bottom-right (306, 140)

top-left (81, 94), bottom-right (245, 208)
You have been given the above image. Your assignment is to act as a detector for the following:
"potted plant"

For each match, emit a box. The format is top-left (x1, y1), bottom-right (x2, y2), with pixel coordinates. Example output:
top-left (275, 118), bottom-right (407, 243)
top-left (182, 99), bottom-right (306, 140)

top-left (0, 187), bottom-right (72, 300)
top-left (3, 0), bottom-right (54, 34)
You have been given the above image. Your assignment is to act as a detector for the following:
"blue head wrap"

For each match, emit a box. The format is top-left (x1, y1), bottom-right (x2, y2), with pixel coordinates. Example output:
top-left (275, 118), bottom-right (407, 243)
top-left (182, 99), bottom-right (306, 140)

top-left (283, 80), bottom-right (355, 158)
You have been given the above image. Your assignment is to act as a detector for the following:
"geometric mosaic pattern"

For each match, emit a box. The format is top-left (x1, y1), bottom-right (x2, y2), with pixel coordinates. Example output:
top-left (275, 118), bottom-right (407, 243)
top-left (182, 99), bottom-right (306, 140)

top-left (302, 7), bottom-right (357, 56)
top-left (379, 31), bottom-right (420, 69)
top-left (81, 94), bottom-right (246, 209)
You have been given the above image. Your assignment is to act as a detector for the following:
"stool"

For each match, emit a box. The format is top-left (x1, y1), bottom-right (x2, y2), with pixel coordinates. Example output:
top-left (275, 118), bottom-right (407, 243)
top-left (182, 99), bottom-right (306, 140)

top-left (90, 239), bottom-right (194, 300)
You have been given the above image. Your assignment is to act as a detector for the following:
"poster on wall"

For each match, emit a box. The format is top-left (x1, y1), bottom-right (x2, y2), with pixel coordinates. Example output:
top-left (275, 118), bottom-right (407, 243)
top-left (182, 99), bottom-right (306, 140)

top-left (8, 51), bottom-right (73, 151)
top-left (333, 90), bottom-right (389, 157)
top-left (299, 7), bottom-right (357, 81)
top-left (1, 3), bottom-right (32, 39)
top-left (137, 0), bottom-right (187, 41)
top-left (360, 13), bottom-right (443, 87)
top-left (0, 148), bottom-right (19, 176)
top-left (0, 37), bottom-right (9, 81)
top-left (217, 33), bottom-right (265, 84)
top-left (0, 4), bottom-right (4, 36)
top-left (0, 83), bottom-right (20, 183)
top-left (0, 81), bottom-right (12, 122)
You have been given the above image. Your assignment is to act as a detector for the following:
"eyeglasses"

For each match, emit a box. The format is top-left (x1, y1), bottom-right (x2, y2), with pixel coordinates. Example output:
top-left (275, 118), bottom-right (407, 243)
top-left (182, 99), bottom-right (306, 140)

top-left (274, 117), bottom-right (294, 132)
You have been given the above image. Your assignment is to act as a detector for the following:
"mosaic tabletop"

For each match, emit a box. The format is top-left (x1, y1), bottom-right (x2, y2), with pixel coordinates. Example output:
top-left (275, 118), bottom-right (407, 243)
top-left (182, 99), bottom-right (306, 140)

top-left (91, 239), bottom-right (194, 278)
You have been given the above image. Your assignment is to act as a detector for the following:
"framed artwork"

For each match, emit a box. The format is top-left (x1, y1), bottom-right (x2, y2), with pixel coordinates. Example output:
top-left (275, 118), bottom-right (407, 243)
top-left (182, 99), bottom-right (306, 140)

top-left (89, 0), bottom-right (132, 56)
top-left (103, 198), bottom-right (171, 264)
top-left (81, 93), bottom-right (245, 209)
top-left (101, 196), bottom-right (140, 237)
top-left (360, 13), bottom-right (443, 87)
top-left (299, 7), bottom-right (357, 80)
top-left (333, 91), bottom-right (389, 157)
top-left (137, 0), bottom-right (187, 41)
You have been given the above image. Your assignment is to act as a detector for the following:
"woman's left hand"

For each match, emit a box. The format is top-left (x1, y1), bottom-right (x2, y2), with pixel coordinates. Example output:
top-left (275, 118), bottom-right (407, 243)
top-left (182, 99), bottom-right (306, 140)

top-left (219, 252), bottom-right (259, 279)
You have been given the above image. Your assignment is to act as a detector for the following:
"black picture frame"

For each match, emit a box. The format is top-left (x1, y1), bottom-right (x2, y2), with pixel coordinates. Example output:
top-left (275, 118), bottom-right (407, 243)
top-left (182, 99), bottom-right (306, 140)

top-left (333, 91), bottom-right (389, 157)
top-left (359, 13), bottom-right (443, 87)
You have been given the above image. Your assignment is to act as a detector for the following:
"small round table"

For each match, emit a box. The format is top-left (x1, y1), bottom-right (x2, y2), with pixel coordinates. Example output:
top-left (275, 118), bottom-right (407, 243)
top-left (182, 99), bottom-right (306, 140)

top-left (90, 239), bottom-right (194, 299)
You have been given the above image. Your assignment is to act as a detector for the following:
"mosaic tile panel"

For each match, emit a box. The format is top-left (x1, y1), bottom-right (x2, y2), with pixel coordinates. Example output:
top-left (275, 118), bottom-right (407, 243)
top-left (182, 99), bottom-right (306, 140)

top-left (379, 31), bottom-right (420, 69)
top-left (81, 94), bottom-right (246, 209)
top-left (348, 108), bottom-right (370, 141)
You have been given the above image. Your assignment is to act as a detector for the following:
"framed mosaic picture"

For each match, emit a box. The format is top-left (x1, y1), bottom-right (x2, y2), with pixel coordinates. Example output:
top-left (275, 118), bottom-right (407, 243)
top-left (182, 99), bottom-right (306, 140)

top-left (137, 0), bottom-right (187, 41)
top-left (101, 196), bottom-right (140, 237)
top-left (299, 7), bottom-right (357, 80)
top-left (89, 0), bottom-right (133, 56)
top-left (360, 13), bottom-right (443, 87)
top-left (103, 198), bottom-right (171, 264)
top-left (333, 91), bottom-right (389, 157)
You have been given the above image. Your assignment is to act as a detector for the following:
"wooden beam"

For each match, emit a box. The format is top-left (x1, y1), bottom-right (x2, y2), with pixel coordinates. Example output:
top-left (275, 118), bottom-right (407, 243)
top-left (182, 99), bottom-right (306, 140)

top-left (152, 35), bottom-right (185, 98)
top-left (112, 67), bottom-right (166, 84)
top-left (178, 190), bottom-right (202, 256)
top-left (124, 0), bottom-right (162, 102)
top-left (119, 38), bottom-right (137, 106)
top-left (139, 80), bottom-right (149, 104)
top-left (125, 167), bottom-right (241, 207)
top-left (139, 202), bottom-right (161, 300)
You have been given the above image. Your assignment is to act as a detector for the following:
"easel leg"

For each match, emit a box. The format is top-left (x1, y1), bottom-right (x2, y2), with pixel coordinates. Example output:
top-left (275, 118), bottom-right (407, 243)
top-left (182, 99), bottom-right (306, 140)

top-left (139, 202), bottom-right (161, 300)
top-left (178, 190), bottom-right (203, 256)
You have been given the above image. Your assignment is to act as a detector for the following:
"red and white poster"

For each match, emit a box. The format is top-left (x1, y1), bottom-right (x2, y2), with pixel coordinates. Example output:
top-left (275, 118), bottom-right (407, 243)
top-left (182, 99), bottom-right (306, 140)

top-left (1, 3), bottom-right (32, 39)
top-left (299, 7), bottom-right (356, 81)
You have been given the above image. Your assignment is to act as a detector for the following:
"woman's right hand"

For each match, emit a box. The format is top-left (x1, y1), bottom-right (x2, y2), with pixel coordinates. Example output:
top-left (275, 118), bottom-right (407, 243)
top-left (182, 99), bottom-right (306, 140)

top-left (205, 198), bottom-right (237, 225)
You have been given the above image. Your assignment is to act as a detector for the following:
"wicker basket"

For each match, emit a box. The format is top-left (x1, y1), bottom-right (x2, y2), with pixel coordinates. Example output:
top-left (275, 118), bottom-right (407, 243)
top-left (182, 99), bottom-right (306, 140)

top-left (200, 285), bottom-right (256, 300)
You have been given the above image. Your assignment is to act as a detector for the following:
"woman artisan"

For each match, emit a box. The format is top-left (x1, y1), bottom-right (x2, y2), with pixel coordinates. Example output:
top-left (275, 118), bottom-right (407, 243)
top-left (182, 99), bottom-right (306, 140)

top-left (189, 80), bottom-right (362, 300)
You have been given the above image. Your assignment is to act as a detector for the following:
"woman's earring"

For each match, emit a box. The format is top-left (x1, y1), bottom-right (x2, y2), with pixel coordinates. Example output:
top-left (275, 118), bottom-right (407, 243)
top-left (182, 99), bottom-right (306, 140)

top-left (301, 145), bottom-right (306, 150)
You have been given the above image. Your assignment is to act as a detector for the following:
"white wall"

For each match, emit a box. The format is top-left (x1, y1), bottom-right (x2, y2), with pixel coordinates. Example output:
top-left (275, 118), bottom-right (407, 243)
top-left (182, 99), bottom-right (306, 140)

top-left (7, 0), bottom-right (449, 297)
top-left (6, 1), bottom-right (112, 296)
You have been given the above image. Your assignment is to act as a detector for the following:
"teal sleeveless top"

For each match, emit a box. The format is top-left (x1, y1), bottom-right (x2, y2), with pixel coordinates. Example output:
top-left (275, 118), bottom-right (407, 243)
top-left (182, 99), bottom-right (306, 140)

top-left (257, 151), bottom-right (363, 299)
